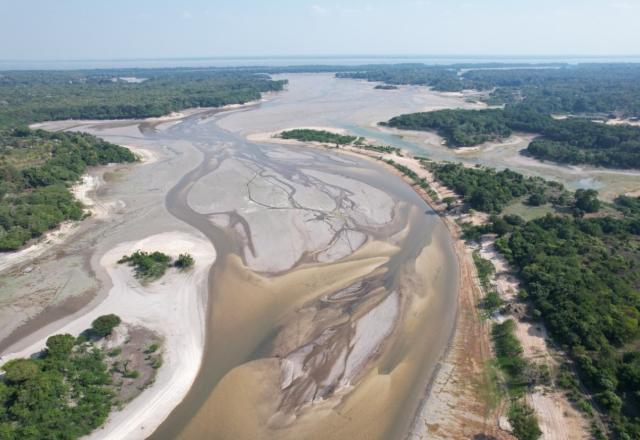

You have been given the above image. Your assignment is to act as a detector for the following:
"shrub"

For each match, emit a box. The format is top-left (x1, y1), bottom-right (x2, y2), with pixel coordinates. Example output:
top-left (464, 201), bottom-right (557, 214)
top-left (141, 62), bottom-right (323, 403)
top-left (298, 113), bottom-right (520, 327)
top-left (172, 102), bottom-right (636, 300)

top-left (508, 401), bottom-right (542, 440)
top-left (174, 253), bottom-right (195, 270)
top-left (91, 314), bottom-right (121, 337)
top-left (46, 333), bottom-right (76, 358)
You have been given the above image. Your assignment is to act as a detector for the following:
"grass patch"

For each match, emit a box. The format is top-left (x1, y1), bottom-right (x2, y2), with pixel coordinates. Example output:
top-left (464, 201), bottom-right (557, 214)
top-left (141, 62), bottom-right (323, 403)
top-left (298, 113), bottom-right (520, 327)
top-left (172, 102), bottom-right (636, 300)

top-left (502, 201), bottom-right (556, 221)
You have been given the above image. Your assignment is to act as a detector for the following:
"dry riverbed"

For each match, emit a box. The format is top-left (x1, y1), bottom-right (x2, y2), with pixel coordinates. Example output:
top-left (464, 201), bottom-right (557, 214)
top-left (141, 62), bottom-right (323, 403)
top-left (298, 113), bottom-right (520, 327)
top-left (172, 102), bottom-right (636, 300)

top-left (256, 127), bottom-right (594, 439)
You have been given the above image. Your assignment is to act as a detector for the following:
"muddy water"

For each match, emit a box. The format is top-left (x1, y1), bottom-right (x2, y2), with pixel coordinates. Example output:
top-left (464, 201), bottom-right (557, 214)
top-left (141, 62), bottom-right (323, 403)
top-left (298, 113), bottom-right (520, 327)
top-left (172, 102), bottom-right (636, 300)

top-left (146, 81), bottom-right (459, 438)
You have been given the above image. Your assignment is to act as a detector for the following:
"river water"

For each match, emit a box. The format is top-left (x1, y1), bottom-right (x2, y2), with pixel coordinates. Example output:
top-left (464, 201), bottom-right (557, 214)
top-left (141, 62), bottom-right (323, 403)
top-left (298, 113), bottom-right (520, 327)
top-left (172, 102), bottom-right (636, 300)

top-left (144, 77), bottom-right (460, 439)
top-left (3, 72), bottom-right (638, 438)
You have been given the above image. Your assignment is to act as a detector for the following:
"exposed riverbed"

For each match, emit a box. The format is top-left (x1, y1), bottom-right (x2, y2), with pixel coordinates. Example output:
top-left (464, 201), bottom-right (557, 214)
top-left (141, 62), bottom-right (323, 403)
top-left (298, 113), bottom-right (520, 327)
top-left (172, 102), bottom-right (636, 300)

top-left (2, 73), bottom-right (636, 439)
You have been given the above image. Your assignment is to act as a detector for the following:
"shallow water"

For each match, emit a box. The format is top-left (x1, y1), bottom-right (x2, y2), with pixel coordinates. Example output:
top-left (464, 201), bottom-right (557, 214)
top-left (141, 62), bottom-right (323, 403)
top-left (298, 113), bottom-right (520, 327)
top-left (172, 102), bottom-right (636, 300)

top-left (148, 88), bottom-right (459, 438)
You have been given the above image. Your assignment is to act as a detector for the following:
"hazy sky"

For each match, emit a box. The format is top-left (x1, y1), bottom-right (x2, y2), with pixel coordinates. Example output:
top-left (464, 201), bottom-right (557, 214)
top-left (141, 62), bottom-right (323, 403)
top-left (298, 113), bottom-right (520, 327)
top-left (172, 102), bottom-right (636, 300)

top-left (1, 0), bottom-right (639, 60)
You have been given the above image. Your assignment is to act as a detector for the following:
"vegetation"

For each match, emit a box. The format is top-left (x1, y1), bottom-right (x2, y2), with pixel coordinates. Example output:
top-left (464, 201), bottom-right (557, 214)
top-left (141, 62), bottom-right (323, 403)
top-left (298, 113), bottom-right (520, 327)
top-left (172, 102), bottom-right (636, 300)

top-left (118, 250), bottom-right (196, 279)
top-left (615, 195), bottom-right (640, 216)
top-left (492, 320), bottom-right (529, 395)
top-left (508, 401), bottom-right (543, 440)
top-left (426, 162), bottom-right (563, 213)
top-left (0, 128), bottom-right (136, 250)
top-left (117, 250), bottom-right (173, 280)
top-left (0, 334), bottom-right (113, 439)
top-left (492, 214), bottom-right (640, 438)
top-left (386, 106), bottom-right (640, 168)
top-left (473, 250), bottom-right (495, 292)
top-left (356, 144), bottom-right (401, 155)
top-left (374, 84), bottom-right (398, 90)
top-left (279, 129), bottom-right (357, 145)
top-left (0, 69), bottom-right (285, 252)
top-left (174, 253), bottom-right (195, 270)
top-left (339, 63), bottom-right (640, 117)
top-left (91, 314), bottom-right (122, 337)
top-left (0, 69), bottom-right (286, 129)
top-left (385, 109), bottom-right (511, 147)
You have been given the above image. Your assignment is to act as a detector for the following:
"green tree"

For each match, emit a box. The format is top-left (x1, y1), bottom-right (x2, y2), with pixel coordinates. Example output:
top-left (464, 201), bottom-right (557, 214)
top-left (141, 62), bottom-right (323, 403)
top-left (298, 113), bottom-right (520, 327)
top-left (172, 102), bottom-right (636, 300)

top-left (2, 359), bottom-right (40, 382)
top-left (575, 189), bottom-right (601, 213)
top-left (45, 334), bottom-right (76, 358)
top-left (91, 314), bottom-right (121, 337)
top-left (174, 253), bottom-right (195, 270)
top-left (508, 401), bottom-right (542, 440)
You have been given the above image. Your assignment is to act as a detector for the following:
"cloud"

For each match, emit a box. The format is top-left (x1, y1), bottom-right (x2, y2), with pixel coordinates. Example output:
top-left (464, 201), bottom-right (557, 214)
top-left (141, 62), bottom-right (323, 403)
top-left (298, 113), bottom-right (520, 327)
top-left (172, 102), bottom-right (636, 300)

top-left (182, 10), bottom-right (193, 20)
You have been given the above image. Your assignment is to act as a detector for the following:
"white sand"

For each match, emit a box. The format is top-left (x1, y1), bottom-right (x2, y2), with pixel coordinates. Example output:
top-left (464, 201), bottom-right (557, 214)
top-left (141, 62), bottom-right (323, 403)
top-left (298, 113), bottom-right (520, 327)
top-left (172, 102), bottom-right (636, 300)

top-left (3, 231), bottom-right (216, 440)
top-left (121, 144), bottom-right (160, 165)
top-left (246, 126), bottom-right (348, 145)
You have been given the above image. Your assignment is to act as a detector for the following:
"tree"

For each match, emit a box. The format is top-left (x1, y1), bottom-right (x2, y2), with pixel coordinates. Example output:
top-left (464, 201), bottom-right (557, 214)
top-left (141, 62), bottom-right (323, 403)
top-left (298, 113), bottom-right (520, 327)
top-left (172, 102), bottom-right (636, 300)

top-left (2, 359), bottom-right (40, 382)
top-left (442, 196), bottom-right (456, 210)
top-left (575, 189), bottom-right (601, 213)
top-left (174, 253), bottom-right (195, 270)
top-left (527, 192), bottom-right (547, 206)
top-left (46, 334), bottom-right (76, 358)
top-left (91, 314), bottom-right (121, 337)
top-left (508, 401), bottom-right (542, 440)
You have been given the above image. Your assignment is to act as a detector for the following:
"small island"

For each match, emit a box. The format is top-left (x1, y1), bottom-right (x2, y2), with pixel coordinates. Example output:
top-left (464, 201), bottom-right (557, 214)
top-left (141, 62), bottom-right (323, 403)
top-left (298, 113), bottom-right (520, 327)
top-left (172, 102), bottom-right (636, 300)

top-left (118, 250), bottom-right (195, 281)
top-left (374, 84), bottom-right (399, 90)
top-left (278, 128), bottom-right (402, 155)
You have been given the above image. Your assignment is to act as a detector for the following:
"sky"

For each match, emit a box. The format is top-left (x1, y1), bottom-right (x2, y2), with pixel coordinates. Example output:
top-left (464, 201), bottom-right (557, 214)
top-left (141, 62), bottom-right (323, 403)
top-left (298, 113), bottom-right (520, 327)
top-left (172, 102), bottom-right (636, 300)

top-left (1, 0), bottom-right (639, 60)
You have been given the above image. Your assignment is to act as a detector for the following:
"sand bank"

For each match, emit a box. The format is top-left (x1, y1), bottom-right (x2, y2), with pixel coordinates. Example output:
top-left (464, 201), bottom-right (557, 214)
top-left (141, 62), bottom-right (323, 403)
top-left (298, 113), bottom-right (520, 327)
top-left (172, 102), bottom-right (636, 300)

top-left (3, 231), bottom-right (216, 439)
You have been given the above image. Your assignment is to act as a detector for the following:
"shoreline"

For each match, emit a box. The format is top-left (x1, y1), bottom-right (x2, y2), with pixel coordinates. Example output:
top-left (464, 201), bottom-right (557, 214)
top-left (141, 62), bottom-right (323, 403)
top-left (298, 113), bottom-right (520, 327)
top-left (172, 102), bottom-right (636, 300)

top-left (0, 143), bottom-right (156, 276)
top-left (3, 231), bottom-right (216, 439)
top-left (258, 127), bottom-right (596, 438)
top-left (246, 128), bottom-right (506, 438)
top-left (0, 98), bottom-right (275, 438)
top-left (252, 127), bottom-right (591, 438)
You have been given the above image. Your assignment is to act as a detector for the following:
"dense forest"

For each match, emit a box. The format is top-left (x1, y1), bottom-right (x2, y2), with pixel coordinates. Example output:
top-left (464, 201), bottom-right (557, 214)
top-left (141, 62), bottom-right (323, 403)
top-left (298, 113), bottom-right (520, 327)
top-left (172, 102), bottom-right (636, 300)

top-left (437, 159), bottom-right (640, 438)
top-left (0, 332), bottom-right (114, 438)
top-left (426, 162), bottom-right (565, 213)
top-left (0, 129), bottom-right (136, 250)
top-left (338, 63), bottom-right (640, 117)
top-left (386, 107), bottom-right (640, 168)
top-left (494, 214), bottom-right (640, 439)
top-left (0, 69), bottom-right (287, 128)
top-left (385, 109), bottom-right (512, 147)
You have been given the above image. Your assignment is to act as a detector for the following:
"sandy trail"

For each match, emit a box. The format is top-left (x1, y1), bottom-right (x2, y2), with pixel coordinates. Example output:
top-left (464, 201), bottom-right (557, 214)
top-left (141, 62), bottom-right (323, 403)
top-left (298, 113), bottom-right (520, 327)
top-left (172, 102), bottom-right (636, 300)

top-left (3, 231), bottom-right (216, 440)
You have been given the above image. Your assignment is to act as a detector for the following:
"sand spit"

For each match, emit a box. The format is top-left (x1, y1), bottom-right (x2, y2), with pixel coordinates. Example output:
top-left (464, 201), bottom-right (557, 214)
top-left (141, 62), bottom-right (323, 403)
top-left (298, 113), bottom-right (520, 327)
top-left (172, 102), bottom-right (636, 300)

top-left (246, 126), bottom-right (348, 145)
top-left (3, 231), bottom-right (216, 440)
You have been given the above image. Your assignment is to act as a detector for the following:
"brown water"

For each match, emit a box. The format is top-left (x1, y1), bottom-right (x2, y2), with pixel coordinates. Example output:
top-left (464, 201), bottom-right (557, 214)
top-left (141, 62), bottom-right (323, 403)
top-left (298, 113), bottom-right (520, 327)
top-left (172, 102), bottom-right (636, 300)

top-left (147, 84), bottom-right (459, 439)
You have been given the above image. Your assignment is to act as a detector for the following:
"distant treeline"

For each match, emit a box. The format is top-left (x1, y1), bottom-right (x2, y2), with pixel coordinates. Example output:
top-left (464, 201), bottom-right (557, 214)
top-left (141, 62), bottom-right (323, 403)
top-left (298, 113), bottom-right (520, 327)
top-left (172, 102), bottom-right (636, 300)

top-left (386, 107), bottom-right (640, 169)
top-left (337, 63), bottom-right (640, 118)
top-left (0, 128), bottom-right (136, 250)
top-left (0, 70), bottom-right (287, 128)
top-left (0, 68), bottom-right (287, 250)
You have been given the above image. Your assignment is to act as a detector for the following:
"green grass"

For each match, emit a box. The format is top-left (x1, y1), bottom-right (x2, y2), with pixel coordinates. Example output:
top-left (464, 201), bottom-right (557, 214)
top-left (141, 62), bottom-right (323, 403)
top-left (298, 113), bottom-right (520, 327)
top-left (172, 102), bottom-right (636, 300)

top-left (502, 201), bottom-right (557, 221)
